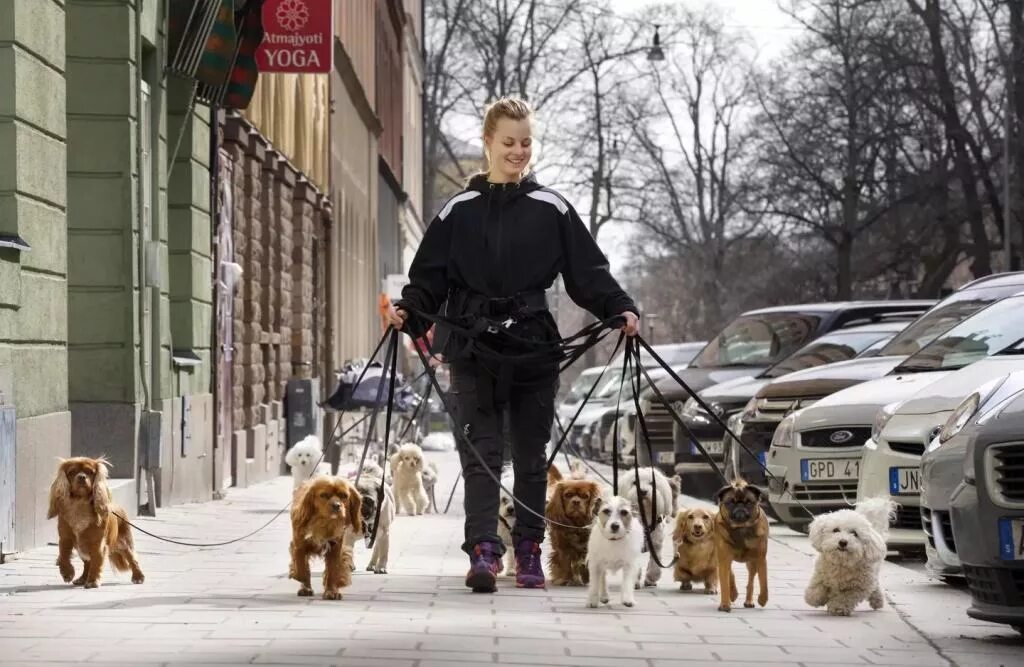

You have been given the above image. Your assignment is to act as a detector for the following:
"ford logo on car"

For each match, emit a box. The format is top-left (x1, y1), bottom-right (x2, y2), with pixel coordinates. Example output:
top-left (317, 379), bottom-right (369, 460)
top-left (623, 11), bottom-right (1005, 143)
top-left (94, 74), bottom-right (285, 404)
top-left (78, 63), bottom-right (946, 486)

top-left (829, 430), bottom-right (854, 444)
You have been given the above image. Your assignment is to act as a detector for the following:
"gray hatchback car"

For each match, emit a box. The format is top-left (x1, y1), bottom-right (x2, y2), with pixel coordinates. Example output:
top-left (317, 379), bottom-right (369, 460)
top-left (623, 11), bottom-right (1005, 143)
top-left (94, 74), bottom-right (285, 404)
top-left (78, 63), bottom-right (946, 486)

top-left (949, 389), bottom-right (1024, 635)
top-left (921, 372), bottom-right (1024, 579)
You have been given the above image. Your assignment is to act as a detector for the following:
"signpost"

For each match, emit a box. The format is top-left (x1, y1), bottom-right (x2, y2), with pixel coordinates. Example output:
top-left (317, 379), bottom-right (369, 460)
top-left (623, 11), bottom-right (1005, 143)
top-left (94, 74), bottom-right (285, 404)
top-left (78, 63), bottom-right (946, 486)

top-left (256, 0), bottom-right (333, 74)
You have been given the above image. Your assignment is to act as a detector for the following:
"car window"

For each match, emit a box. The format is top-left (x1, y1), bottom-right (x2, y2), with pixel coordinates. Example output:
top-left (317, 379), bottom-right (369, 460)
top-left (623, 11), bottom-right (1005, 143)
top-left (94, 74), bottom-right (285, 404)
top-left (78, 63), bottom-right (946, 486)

top-left (895, 296), bottom-right (1024, 372)
top-left (880, 283), bottom-right (1024, 356)
top-left (690, 313), bottom-right (821, 368)
top-left (761, 330), bottom-right (894, 378)
top-left (565, 372), bottom-right (602, 403)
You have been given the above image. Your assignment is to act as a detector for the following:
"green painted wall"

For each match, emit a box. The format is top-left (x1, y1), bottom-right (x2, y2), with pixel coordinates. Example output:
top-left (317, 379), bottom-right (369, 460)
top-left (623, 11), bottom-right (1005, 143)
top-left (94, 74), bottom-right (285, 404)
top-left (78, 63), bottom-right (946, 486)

top-left (0, 0), bottom-right (69, 418)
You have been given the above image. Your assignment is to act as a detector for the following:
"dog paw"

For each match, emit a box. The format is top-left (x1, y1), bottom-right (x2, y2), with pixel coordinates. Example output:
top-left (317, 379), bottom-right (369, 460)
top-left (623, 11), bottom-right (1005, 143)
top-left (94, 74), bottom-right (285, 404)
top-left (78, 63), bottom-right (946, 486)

top-left (132, 574), bottom-right (145, 584)
top-left (758, 592), bottom-right (768, 607)
top-left (600, 597), bottom-right (609, 604)
top-left (827, 607), bottom-right (852, 617)
top-left (374, 568), bottom-right (387, 574)
top-left (678, 582), bottom-right (693, 592)
top-left (718, 604), bottom-right (731, 613)
top-left (365, 564), bottom-right (374, 572)
top-left (743, 602), bottom-right (754, 608)
top-left (297, 586), bottom-right (314, 597)
top-left (586, 600), bottom-right (599, 608)
top-left (83, 581), bottom-right (99, 589)
top-left (622, 600), bottom-right (634, 608)
top-left (644, 579), bottom-right (658, 588)
top-left (59, 564), bottom-right (75, 583)
top-left (72, 575), bottom-right (86, 586)
top-left (322, 589), bottom-right (342, 601)
top-left (704, 587), bottom-right (718, 595)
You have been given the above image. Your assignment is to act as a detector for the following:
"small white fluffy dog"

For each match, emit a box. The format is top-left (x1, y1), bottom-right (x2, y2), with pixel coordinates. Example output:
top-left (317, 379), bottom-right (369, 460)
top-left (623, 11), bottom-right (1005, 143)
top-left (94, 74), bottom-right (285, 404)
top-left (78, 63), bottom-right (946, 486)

top-left (421, 460), bottom-right (440, 513)
top-left (804, 497), bottom-right (897, 616)
top-left (285, 435), bottom-right (325, 488)
top-left (586, 495), bottom-right (644, 608)
top-left (389, 443), bottom-right (429, 515)
top-left (620, 467), bottom-right (676, 588)
top-left (497, 468), bottom-right (517, 576)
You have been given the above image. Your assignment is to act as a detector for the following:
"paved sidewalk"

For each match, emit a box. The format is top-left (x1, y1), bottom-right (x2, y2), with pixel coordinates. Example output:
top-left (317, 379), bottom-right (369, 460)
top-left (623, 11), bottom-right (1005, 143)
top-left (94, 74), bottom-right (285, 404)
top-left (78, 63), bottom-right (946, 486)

top-left (1, 450), bottom-right (1021, 667)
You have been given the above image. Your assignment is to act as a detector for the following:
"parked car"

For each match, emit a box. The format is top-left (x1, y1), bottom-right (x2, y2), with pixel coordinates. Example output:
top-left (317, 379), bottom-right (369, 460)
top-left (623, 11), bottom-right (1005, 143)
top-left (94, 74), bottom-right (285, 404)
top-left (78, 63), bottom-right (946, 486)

top-left (857, 294), bottom-right (1024, 551)
top-left (611, 341), bottom-right (707, 371)
top-left (634, 300), bottom-right (935, 495)
top-left (730, 273), bottom-right (1024, 494)
top-left (696, 319), bottom-right (917, 480)
top-left (766, 289), bottom-right (1024, 539)
top-left (949, 390), bottom-right (1024, 635)
top-left (921, 372), bottom-right (1024, 579)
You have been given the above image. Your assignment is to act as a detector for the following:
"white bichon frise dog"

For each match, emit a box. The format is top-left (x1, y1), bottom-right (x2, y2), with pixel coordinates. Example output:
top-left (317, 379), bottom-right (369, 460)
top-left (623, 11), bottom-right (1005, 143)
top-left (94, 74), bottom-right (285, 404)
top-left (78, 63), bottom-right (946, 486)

top-left (497, 468), bottom-right (517, 576)
top-left (285, 435), bottom-right (325, 488)
top-left (620, 467), bottom-right (676, 588)
top-left (804, 497), bottom-right (897, 616)
top-left (586, 495), bottom-right (644, 609)
top-left (389, 443), bottom-right (429, 515)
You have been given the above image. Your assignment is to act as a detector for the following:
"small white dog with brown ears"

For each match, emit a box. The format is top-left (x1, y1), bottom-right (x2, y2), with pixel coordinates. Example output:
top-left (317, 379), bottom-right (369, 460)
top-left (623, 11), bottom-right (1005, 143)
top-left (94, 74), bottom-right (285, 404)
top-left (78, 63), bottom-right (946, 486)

top-left (389, 443), bottom-right (429, 515)
top-left (586, 495), bottom-right (644, 609)
top-left (804, 497), bottom-right (896, 616)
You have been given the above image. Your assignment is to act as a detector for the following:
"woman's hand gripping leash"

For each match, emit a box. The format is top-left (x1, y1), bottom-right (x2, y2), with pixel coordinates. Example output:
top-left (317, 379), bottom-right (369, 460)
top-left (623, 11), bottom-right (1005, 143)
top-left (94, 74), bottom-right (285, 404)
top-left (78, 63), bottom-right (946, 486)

top-left (618, 311), bottom-right (640, 337)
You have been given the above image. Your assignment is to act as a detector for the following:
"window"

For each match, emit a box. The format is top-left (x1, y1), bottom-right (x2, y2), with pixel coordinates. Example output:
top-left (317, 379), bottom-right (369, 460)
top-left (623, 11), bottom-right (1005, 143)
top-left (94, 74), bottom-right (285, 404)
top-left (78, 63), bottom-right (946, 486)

top-left (690, 313), bottom-right (821, 368)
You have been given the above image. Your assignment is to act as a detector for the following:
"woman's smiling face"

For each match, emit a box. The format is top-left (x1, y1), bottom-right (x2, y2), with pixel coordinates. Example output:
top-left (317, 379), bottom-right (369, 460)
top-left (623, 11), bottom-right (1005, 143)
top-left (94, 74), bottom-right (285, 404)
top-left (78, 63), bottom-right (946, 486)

top-left (485, 117), bottom-right (533, 183)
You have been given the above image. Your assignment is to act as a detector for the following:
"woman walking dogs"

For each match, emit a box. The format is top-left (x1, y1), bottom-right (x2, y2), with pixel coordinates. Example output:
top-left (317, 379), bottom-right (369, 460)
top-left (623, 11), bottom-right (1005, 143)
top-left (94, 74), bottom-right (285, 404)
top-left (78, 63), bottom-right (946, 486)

top-left (385, 96), bottom-right (639, 593)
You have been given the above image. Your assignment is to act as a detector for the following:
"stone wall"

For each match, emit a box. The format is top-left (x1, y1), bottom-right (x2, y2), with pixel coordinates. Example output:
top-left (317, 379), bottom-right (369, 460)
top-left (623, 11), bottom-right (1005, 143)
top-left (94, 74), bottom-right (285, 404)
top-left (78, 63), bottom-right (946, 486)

top-left (221, 114), bottom-right (330, 487)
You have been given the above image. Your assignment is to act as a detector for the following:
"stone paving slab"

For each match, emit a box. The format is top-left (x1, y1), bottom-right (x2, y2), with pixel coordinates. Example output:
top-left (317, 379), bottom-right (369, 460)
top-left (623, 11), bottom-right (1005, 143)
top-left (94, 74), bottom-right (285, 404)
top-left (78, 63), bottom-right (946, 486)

top-left (1, 450), bottom-right (1021, 666)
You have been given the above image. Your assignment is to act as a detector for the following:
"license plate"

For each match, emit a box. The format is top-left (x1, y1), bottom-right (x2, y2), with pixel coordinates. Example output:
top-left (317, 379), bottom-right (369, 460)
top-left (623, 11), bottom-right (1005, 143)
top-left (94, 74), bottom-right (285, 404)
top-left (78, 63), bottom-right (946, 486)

top-left (889, 467), bottom-right (921, 495)
top-left (998, 518), bottom-right (1024, 561)
top-left (657, 450), bottom-right (675, 464)
top-left (690, 440), bottom-right (724, 456)
top-left (800, 458), bottom-right (860, 482)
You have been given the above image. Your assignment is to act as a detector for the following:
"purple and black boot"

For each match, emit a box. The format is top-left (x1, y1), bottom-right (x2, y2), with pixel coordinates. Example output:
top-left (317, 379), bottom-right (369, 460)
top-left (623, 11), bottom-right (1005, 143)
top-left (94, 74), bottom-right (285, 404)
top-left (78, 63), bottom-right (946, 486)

top-left (465, 542), bottom-right (502, 593)
top-left (514, 540), bottom-right (545, 589)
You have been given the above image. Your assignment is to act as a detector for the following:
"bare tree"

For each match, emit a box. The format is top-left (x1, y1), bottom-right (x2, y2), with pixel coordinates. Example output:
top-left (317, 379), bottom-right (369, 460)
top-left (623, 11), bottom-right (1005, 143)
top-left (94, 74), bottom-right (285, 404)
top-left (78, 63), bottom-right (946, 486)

top-left (620, 7), bottom-right (761, 335)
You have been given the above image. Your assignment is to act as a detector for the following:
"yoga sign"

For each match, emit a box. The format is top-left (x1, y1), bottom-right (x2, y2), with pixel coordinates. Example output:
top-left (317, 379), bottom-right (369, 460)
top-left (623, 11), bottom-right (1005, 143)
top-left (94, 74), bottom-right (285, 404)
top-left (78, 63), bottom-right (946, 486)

top-left (256, 0), bottom-right (332, 73)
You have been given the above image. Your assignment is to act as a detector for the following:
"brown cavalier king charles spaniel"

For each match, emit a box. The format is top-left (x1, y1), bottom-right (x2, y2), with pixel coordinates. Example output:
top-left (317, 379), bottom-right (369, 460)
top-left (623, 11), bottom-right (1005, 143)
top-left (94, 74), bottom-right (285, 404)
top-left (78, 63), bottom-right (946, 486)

top-left (289, 476), bottom-right (362, 600)
top-left (545, 479), bottom-right (602, 586)
top-left (47, 457), bottom-right (145, 588)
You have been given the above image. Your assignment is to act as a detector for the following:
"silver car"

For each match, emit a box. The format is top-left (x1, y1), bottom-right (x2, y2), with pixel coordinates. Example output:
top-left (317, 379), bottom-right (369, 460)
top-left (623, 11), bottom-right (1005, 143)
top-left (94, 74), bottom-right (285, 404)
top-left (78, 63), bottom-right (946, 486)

top-left (949, 389), bottom-right (1024, 635)
top-left (921, 372), bottom-right (1024, 579)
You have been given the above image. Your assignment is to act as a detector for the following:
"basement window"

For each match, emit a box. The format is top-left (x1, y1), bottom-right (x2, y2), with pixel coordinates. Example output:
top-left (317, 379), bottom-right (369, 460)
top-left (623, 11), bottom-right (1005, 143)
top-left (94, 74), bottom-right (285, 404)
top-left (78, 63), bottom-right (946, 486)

top-left (0, 234), bottom-right (30, 253)
top-left (172, 349), bottom-right (202, 370)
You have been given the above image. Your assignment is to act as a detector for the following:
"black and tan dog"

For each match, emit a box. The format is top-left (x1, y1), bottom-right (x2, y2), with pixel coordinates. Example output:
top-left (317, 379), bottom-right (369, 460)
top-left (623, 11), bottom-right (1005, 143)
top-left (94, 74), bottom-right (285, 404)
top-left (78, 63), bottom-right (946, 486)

top-left (713, 480), bottom-right (768, 612)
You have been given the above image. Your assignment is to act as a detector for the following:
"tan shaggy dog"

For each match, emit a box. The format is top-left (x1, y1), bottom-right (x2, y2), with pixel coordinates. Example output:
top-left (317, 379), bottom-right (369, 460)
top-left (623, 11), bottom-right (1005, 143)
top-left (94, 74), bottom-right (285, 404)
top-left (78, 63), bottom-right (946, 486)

top-left (389, 443), bottom-right (430, 515)
top-left (289, 476), bottom-right (362, 600)
top-left (545, 479), bottom-right (602, 586)
top-left (47, 457), bottom-right (145, 588)
top-left (672, 507), bottom-right (718, 595)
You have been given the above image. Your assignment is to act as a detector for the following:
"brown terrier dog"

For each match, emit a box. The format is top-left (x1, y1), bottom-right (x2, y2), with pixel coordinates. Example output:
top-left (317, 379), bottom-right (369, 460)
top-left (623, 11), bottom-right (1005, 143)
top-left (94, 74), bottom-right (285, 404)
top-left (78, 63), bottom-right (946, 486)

top-left (545, 479), bottom-right (602, 586)
top-left (48, 457), bottom-right (145, 588)
top-left (289, 476), bottom-right (362, 600)
top-left (713, 481), bottom-right (768, 612)
top-left (673, 507), bottom-right (718, 595)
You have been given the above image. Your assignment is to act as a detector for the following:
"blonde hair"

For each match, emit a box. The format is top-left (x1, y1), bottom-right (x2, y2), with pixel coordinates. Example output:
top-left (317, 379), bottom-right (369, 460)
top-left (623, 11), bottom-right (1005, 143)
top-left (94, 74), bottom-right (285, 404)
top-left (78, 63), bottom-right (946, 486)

top-left (483, 96), bottom-right (533, 139)
top-left (474, 96), bottom-right (533, 183)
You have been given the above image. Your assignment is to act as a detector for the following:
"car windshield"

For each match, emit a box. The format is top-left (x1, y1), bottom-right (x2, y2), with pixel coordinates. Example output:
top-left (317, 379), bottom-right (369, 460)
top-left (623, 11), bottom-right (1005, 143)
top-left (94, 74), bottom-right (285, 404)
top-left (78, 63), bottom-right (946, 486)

top-left (879, 284), bottom-right (1024, 356)
top-left (894, 296), bottom-right (1024, 373)
top-left (760, 330), bottom-right (896, 378)
top-left (690, 313), bottom-right (821, 368)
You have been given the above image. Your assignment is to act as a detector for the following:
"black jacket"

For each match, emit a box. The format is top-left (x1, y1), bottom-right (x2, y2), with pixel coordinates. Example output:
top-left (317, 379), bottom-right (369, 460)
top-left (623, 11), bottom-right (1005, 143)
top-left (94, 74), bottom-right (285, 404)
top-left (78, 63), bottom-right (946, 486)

top-left (398, 173), bottom-right (637, 332)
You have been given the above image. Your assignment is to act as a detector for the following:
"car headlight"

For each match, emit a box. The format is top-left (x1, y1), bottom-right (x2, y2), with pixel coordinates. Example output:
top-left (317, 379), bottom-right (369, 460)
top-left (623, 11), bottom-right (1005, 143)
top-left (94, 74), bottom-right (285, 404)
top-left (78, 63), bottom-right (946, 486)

top-left (740, 396), bottom-right (758, 421)
top-left (771, 414), bottom-right (795, 448)
top-left (937, 392), bottom-right (980, 446)
top-left (681, 398), bottom-right (722, 424)
top-left (871, 401), bottom-right (903, 443)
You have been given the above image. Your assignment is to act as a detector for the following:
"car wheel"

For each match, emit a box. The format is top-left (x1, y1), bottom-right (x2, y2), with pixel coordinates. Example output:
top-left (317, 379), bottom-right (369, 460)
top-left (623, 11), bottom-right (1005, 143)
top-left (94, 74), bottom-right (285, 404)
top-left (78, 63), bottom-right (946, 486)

top-left (939, 575), bottom-right (967, 588)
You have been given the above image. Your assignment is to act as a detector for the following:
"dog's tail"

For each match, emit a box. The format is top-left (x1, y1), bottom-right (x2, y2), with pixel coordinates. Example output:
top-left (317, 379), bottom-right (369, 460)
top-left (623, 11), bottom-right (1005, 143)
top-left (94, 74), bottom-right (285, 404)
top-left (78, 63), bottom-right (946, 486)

top-left (855, 497), bottom-right (897, 536)
top-left (547, 464), bottom-right (563, 486)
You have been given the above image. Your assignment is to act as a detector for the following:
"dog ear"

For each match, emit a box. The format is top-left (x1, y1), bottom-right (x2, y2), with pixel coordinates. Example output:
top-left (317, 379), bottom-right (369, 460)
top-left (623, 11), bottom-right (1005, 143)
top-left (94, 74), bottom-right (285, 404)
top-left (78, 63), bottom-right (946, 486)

top-left (672, 509), bottom-right (688, 544)
top-left (285, 445), bottom-right (299, 467)
top-left (547, 464), bottom-right (562, 485)
top-left (715, 484), bottom-right (733, 504)
top-left (291, 481), bottom-right (318, 530)
top-left (47, 459), bottom-right (70, 519)
top-left (747, 484), bottom-right (764, 502)
top-left (91, 458), bottom-right (112, 523)
top-left (807, 518), bottom-right (825, 551)
top-left (545, 483), bottom-right (565, 522)
top-left (587, 482), bottom-right (602, 517)
top-left (346, 483), bottom-right (363, 533)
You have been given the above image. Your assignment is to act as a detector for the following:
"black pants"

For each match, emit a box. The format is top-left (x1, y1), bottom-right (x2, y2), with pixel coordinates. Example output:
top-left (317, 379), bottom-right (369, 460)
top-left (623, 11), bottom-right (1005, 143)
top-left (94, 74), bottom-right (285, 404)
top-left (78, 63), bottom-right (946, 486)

top-left (450, 360), bottom-right (556, 555)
